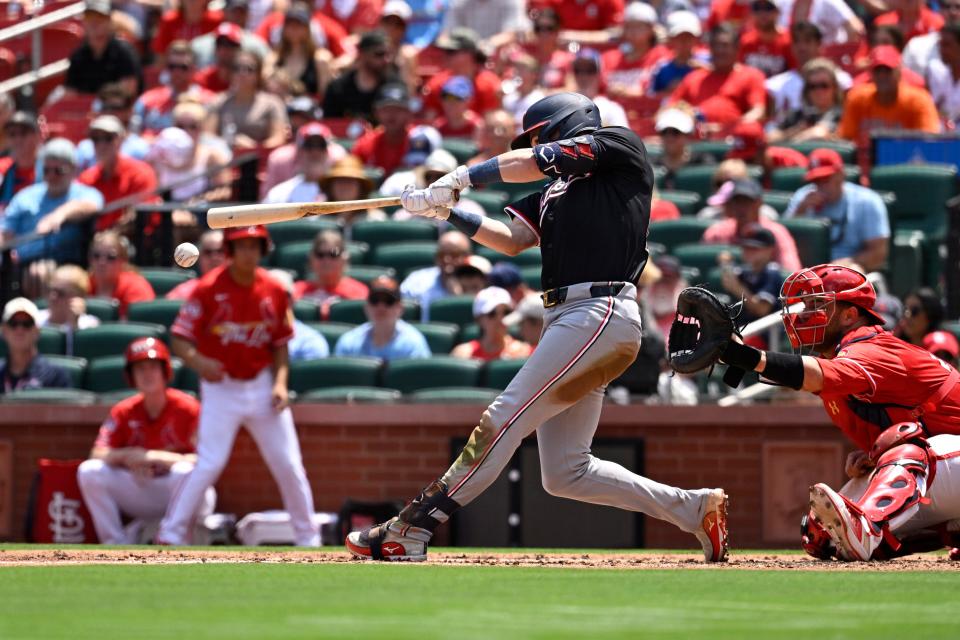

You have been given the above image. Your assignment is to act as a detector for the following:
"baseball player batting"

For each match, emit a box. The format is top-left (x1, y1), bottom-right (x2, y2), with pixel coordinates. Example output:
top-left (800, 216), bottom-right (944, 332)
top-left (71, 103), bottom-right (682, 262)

top-left (77, 338), bottom-right (214, 544)
top-left (157, 225), bottom-right (320, 546)
top-left (346, 92), bottom-right (729, 563)
top-left (669, 264), bottom-right (960, 561)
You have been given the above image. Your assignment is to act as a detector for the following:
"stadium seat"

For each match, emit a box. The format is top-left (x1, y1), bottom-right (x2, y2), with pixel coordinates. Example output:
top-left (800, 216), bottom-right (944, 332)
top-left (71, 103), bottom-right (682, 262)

top-left (521, 266), bottom-right (541, 290)
top-left (888, 231), bottom-right (924, 299)
top-left (672, 244), bottom-right (742, 274)
top-left (483, 358), bottom-right (526, 389)
top-left (688, 140), bottom-right (733, 161)
top-left (671, 165), bottom-right (763, 201)
top-left (475, 246), bottom-right (542, 268)
top-left (83, 298), bottom-right (120, 322)
top-left (382, 356), bottom-right (483, 393)
top-left (175, 366), bottom-right (199, 394)
top-left (287, 357), bottom-right (382, 393)
top-left (344, 265), bottom-right (396, 284)
top-left (781, 139), bottom-right (856, 163)
top-left (345, 241), bottom-right (370, 265)
top-left (428, 295), bottom-right (476, 327)
top-left (870, 164), bottom-right (959, 237)
top-left (127, 299), bottom-right (183, 328)
top-left (297, 386), bottom-right (401, 403)
top-left (762, 190), bottom-right (793, 214)
top-left (351, 219), bottom-right (438, 251)
top-left (770, 165), bottom-right (860, 193)
top-left (38, 327), bottom-right (66, 355)
top-left (84, 355), bottom-right (184, 393)
top-left (328, 299), bottom-right (419, 324)
top-left (458, 324), bottom-right (481, 342)
top-left (462, 190), bottom-right (509, 216)
top-left (371, 242), bottom-right (438, 279)
top-left (267, 218), bottom-right (340, 247)
top-left (96, 389), bottom-right (140, 404)
top-left (139, 268), bottom-right (194, 297)
top-left (274, 241), bottom-right (312, 278)
top-left (73, 322), bottom-right (166, 360)
top-left (657, 190), bottom-right (703, 216)
top-left (44, 355), bottom-right (88, 388)
top-left (407, 387), bottom-right (501, 404)
top-left (647, 219), bottom-right (712, 254)
top-left (1, 388), bottom-right (96, 404)
top-left (293, 300), bottom-right (321, 322)
top-left (306, 322), bottom-right (356, 349)
top-left (410, 322), bottom-right (460, 354)
top-left (781, 218), bottom-right (831, 267)
top-left (497, 180), bottom-right (549, 201)
top-left (441, 138), bottom-right (479, 164)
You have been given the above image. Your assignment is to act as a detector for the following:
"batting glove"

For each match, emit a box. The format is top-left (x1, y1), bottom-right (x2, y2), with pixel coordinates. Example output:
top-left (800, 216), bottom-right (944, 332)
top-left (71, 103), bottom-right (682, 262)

top-left (400, 186), bottom-right (452, 220)
top-left (429, 165), bottom-right (472, 192)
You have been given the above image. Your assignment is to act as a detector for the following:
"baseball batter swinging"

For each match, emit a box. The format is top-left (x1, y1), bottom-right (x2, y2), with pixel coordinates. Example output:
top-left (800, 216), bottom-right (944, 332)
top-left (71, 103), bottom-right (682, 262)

top-left (346, 92), bottom-right (729, 562)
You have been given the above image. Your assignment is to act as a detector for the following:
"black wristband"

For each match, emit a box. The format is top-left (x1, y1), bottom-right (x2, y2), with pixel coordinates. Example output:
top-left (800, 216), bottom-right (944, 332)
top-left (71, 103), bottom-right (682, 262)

top-left (760, 351), bottom-right (806, 390)
top-left (721, 340), bottom-right (762, 371)
top-left (447, 206), bottom-right (482, 237)
top-left (466, 158), bottom-right (501, 186)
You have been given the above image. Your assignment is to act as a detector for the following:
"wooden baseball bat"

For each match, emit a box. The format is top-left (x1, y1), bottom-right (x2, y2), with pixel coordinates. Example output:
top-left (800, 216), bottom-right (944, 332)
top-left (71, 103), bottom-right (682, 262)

top-left (207, 197), bottom-right (402, 229)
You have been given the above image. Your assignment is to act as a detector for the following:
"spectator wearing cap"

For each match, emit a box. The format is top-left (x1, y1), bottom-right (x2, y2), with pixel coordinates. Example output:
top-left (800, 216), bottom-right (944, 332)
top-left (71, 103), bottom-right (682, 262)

top-left (323, 30), bottom-right (399, 121)
top-left (189, 0), bottom-right (271, 68)
top-left (517, 7), bottom-right (574, 91)
top-left (377, 0), bottom-right (419, 93)
top-left (489, 261), bottom-right (531, 304)
top-left (468, 109), bottom-right (517, 166)
top-left (1, 298), bottom-right (71, 395)
top-left (603, 2), bottom-right (670, 98)
top-left (896, 287), bottom-right (945, 347)
top-left (924, 330), bottom-right (959, 367)
top-left (442, 0), bottom-right (529, 41)
top-left (453, 255), bottom-right (493, 295)
top-left (64, 0), bottom-right (140, 98)
top-left (543, 0), bottom-right (624, 33)
top-left (76, 84), bottom-right (151, 171)
top-left (872, 293), bottom-right (904, 331)
top-left (650, 11), bottom-right (706, 95)
top-left (837, 45), bottom-right (940, 143)
top-left (717, 223), bottom-right (785, 325)
top-left (399, 125), bottom-right (443, 172)
top-left (783, 148), bottom-right (890, 272)
top-left (211, 49), bottom-right (290, 151)
top-left (317, 155), bottom-right (387, 230)
top-left (0, 112), bottom-right (41, 207)
top-left (669, 23), bottom-right (767, 127)
top-left (194, 23), bottom-right (245, 94)
top-left (697, 159), bottom-right (779, 221)
top-left (852, 28), bottom-right (926, 89)
top-left (255, 1), bottom-right (353, 60)
top-left (268, 269), bottom-right (330, 361)
top-left (502, 55), bottom-right (545, 125)
top-left (401, 230), bottom-right (472, 320)
top-left (264, 3), bottom-right (335, 97)
top-left (927, 23), bottom-right (960, 125)
top-left (152, 0), bottom-right (223, 58)
top-left (702, 179), bottom-right (801, 272)
top-left (38, 265), bottom-right (101, 355)
top-left (903, 0), bottom-right (960, 77)
top-left (766, 22), bottom-right (853, 114)
top-left (433, 76), bottom-right (482, 138)
top-left (76, 116), bottom-right (158, 233)
top-left (335, 276), bottom-right (432, 361)
top-left (422, 28), bottom-right (502, 118)
top-left (265, 122), bottom-right (334, 204)
top-left (293, 230), bottom-right (369, 316)
top-left (774, 0), bottom-right (864, 47)
top-left (769, 57), bottom-right (846, 143)
top-left (875, 0), bottom-right (944, 43)
top-left (656, 108), bottom-right (714, 188)
top-left (351, 82), bottom-right (415, 176)
top-left (739, 0), bottom-right (795, 78)
top-left (452, 286), bottom-right (532, 361)
top-left (167, 230), bottom-right (225, 301)
top-left (87, 230), bottom-right (155, 319)
top-left (571, 49), bottom-right (629, 127)
top-left (504, 292), bottom-right (545, 348)
top-left (133, 42), bottom-right (216, 137)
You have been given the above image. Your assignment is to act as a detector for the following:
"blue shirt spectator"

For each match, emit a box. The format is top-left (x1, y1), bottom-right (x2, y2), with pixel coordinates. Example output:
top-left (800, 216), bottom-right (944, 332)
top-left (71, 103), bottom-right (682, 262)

top-left (400, 230), bottom-right (472, 320)
top-left (336, 274), bottom-right (432, 360)
top-left (289, 320), bottom-right (330, 361)
top-left (76, 133), bottom-right (151, 171)
top-left (1, 297), bottom-right (71, 394)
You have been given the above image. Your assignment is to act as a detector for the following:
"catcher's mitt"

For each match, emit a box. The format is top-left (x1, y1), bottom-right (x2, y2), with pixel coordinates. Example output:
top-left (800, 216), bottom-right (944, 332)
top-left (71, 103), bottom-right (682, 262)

top-left (667, 287), bottom-right (740, 375)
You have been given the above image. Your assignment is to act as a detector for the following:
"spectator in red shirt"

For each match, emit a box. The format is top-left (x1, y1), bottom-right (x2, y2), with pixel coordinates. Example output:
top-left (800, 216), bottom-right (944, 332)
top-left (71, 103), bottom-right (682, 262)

top-left (352, 82), bottom-right (414, 176)
top-left (194, 23), bottom-right (243, 95)
top-left (670, 23), bottom-right (768, 128)
top-left (602, 2), bottom-right (671, 98)
top-left (422, 28), bottom-right (502, 117)
top-left (740, 0), bottom-right (797, 77)
top-left (542, 0), bottom-right (624, 32)
top-left (875, 0), bottom-right (944, 43)
top-left (433, 76), bottom-right (482, 138)
top-left (152, 0), bottom-right (223, 58)
top-left (520, 8), bottom-right (574, 90)
top-left (706, 0), bottom-right (751, 31)
top-left (293, 230), bottom-right (369, 317)
top-left (87, 231), bottom-right (156, 318)
top-left (78, 116), bottom-right (158, 232)
top-left (134, 41), bottom-right (216, 136)
top-left (0, 112), bottom-right (40, 209)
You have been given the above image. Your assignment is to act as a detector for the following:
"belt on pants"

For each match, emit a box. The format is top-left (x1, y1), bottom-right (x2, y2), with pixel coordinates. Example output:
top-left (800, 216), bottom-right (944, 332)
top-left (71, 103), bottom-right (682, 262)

top-left (541, 282), bottom-right (626, 308)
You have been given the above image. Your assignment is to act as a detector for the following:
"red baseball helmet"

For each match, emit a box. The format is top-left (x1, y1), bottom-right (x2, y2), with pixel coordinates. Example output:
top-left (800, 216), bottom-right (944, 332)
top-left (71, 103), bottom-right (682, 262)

top-left (224, 225), bottom-right (271, 256)
top-left (124, 336), bottom-right (172, 385)
top-left (779, 264), bottom-right (884, 350)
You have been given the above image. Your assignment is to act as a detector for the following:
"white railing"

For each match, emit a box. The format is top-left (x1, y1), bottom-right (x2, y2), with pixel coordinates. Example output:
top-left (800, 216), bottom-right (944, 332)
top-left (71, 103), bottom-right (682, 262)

top-left (0, 2), bottom-right (85, 94)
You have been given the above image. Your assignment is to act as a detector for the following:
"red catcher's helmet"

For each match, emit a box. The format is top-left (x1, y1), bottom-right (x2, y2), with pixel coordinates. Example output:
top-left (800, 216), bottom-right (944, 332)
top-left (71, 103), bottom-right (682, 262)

top-left (224, 225), bottom-right (271, 256)
top-left (779, 264), bottom-right (885, 351)
top-left (124, 337), bottom-right (172, 386)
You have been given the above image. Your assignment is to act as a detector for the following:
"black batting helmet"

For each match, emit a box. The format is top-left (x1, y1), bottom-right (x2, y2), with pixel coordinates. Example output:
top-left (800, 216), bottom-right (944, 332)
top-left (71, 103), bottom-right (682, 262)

top-left (511, 92), bottom-right (601, 150)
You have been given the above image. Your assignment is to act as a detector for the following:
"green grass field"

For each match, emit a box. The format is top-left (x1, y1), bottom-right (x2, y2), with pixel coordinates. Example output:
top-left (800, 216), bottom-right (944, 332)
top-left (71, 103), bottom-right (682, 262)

top-left (2, 548), bottom-right (959, 640)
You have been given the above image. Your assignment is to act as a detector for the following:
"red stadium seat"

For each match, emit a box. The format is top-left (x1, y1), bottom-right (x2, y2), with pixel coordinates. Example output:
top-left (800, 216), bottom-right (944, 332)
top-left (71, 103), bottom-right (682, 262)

top-left (39, 95), bottom-right (96, 143)
top-left (822, 42), bottom-right (861, 75)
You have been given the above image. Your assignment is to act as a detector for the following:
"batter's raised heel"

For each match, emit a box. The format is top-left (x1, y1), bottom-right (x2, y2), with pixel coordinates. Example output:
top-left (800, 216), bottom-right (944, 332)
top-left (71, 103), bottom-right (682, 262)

top-left (345, 517), bottom-right (432, 562)
top-left (695, 488), bottom-right (729, 562)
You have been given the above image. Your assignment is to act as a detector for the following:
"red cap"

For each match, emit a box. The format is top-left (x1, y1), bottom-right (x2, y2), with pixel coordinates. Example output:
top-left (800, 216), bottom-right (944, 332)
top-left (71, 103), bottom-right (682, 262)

top-left (869, 45), bottom-right (901, 70)
top-left (124, 337), bottom-right (172, 384)
top-left (215, 23), bottom-right (243, 46)
top-left (296, 121), bottom-right (332, 147)
top-left (804, 148), bottom-right (844, 182)
top-left (725, 121), bottom-right (765, 160)
top-left (923, 331), bottom-right (960, 358)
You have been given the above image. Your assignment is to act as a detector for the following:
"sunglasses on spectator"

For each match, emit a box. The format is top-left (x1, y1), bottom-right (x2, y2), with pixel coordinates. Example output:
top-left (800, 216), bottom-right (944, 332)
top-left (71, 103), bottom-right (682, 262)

top-left (90, 251), bottom-right (119, 262)
top-left (175, 120), bottom-right (201, 131)
top-left (167, 62), bottom-right (191, 72)
top-left (313, 249), bottom-right (342, 259)
top-left (5, 318), bottom-right (35, 329)
top-left (90, 133), bottom-right (116, 144)
top-left (368, 293), bottom-right (399, 306)
top-left (368, 49), bottom-right (390, 59)
top-left (806, 82), bottom-right (832, 91)
top-left (43, 165), bottom-right (69, 177)
top-left (233, 64), bottom-right (258, 74)
top-left (301, 141), bottom-right (327, 151)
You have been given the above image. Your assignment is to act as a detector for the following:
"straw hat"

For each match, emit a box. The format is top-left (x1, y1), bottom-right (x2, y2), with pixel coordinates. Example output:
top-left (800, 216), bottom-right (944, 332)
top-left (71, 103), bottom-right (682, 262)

top-left (318, 155), bottom-right (375, 194)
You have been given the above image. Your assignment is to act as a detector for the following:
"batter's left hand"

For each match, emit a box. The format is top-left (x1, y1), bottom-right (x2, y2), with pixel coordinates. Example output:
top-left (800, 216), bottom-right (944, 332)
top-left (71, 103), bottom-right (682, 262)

top-left (272, 383), bottom-right (289, 412)
top-left (429, 165), bottom-right (471, 192)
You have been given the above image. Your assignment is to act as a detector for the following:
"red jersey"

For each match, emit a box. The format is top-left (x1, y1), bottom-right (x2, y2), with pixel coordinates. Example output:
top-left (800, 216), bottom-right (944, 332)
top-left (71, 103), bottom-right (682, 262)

top-left (194, 66), bottom-right (231, 94)
top-left (89, 270), bottom-right (156, 319)
top-left (457, 337), bottom-right (532, 362)
top-left (669, 64), bottom-right (767, 124)
top-left (422, 70), bottom-right (502, 117)
top-left (352, 126), bottom-right (411, 177)
top-left (651, 199), bottom-right (680, 221)
top-left (817, 326), bottom-right (960, 452)
top-left (602, 45), bottom-right (671, 93)
top-left (94, 388), bottom-right (199, 454)
top-left (536, 0), bottom-right (625, 30)
top-left (875, 8), bottom-right (944, 42)
top-left (433, 112), bottom-right (482, 138)
top-left (152, 9), bottom-right (223, 55)
top-left (166, 278), bottom-right (199, 301)
top-left (171, 265), bottom-right (293, 380)
top-left (706, 0), bottom-right (751, 30)
top-left (739, 28), bottom-right (796, 78)
top-left (78, 156), bottom-right (158, 231)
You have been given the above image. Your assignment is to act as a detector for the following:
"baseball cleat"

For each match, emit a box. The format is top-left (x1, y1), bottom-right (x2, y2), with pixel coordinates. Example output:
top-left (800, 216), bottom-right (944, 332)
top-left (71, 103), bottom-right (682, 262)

top-left (950, 548), bottom-right (960, 561)
top-left (808, 483), bottom-right (881, 561)
top-left (345, 517), bottom-right (431, 562)
top-left (695, 488), bottom-right (729, 562)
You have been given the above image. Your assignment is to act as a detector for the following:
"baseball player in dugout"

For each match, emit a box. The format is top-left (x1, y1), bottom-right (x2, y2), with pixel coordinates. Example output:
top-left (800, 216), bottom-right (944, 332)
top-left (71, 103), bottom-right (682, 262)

top-left (668, 264), bottom-right (960, 562)
top-left (346, 92), bottom-right (730, 563)
top-left (157, 225), bottom-right (320, 546)
top-left (77, 338), bottom-right (215, 544)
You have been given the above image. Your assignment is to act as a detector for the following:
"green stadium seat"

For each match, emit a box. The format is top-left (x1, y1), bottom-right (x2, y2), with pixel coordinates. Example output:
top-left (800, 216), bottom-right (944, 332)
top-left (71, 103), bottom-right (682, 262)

top-left (462, 190), bottom-right (509, 215)
top-left (475, 246), bottom-right (542, 268)
top-left (781, 139), bottom-right (856, 163)
top-left (297, 386), bottom-right (401, 404)
top-left (288, 356), bottom-right (382, 394)
top-left (139, 268), bottom-right (195, 296)
top-left (293, 300), bottom-right (321, 322)
top-left (688, 140), bottom-right (733, 161)
top-left (1, 388), bottom-right (96, 404)
top-left (483, 358), bottom-right (526, 389)
top-left (671, 164), bottom-right (763, 200)
top-left (274, 241), bottom-right (313, 278)
top-left (870, 164), bottom-right (959, 237)
top-left (407, 387), bottom-right (501, 404)
top-left (84, 355), bottom-right (183, 393)
top-left (441, 138), bottom-right (478, 164)
top-left (96, 389), bottom-right (139, 404)
top-left (175, 366), bottom-right (199, 394)
top-left (328, 299), bottom-right (419, 324)
top-left (657, 190), bottom-right (703, 216)
top-left (781, 218), bottom-right (831, 267)
top-left (127, 299), bottom-right (183, 328)
top-left (673, 244), bottom-right (742, 274)
top-left (345, 241), bottom-right (370, 265)
top-left (521, 266), bottom-right (541, 290)
top-left (73, 323), bottom-right (166, 360)
top-left (458, 324), bottom-right (480, 342)
top-left (38, 327), bottom-right (66, 355)
top-left (371, 241), bottom-right (438, 279)
top-left (382, 356), bottom-right (483, 393)
top-left (888, 231), bottom-right (924, 299)
top-left (344, 265), bottom-right (396, 285)
top-left (771, 165), bottom-right (860, 193)
top-left (44, 355), bottom-right (88, 388)
top-left (83, 298), bottom-right (119, 322)
top-left (498, 180), bottom-right (548, 201)
top-left (307, 322), bottom-right (356, 349)
top-left (762, 190), bottom-right (794, 214)
top-left (647, 218), bottom-right (712, 254)
top-left (428, 295), bottom-right (476, 327)
top-left (267, 218), bottom-right (341, 248)
top-left (351, 219), bottom-right (437, 251)
top-left (409, 322), bottom-right (459, 354)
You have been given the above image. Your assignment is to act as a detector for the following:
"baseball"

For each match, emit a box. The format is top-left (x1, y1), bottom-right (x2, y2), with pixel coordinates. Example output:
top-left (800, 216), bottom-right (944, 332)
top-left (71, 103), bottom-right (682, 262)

top-left (174, 242), bottom-right (199, 268)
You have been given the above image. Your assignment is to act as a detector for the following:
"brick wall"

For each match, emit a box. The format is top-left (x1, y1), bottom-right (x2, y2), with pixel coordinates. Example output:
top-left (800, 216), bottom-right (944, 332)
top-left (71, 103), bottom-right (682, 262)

top-left (0, 403), bottom-right (846, 548)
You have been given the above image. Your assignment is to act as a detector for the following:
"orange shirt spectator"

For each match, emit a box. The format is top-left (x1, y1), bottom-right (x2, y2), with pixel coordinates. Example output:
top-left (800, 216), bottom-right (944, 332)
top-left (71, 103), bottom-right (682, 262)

top-left (875, 4), bottom-right (944, 43)
top-left (152, 5), bottom-right (223, 56)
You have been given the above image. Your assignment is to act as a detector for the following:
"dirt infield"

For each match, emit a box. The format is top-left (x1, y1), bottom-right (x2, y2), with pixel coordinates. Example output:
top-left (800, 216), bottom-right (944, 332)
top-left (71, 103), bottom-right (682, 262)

top-left (0, 548), bottom-right (957, 570)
